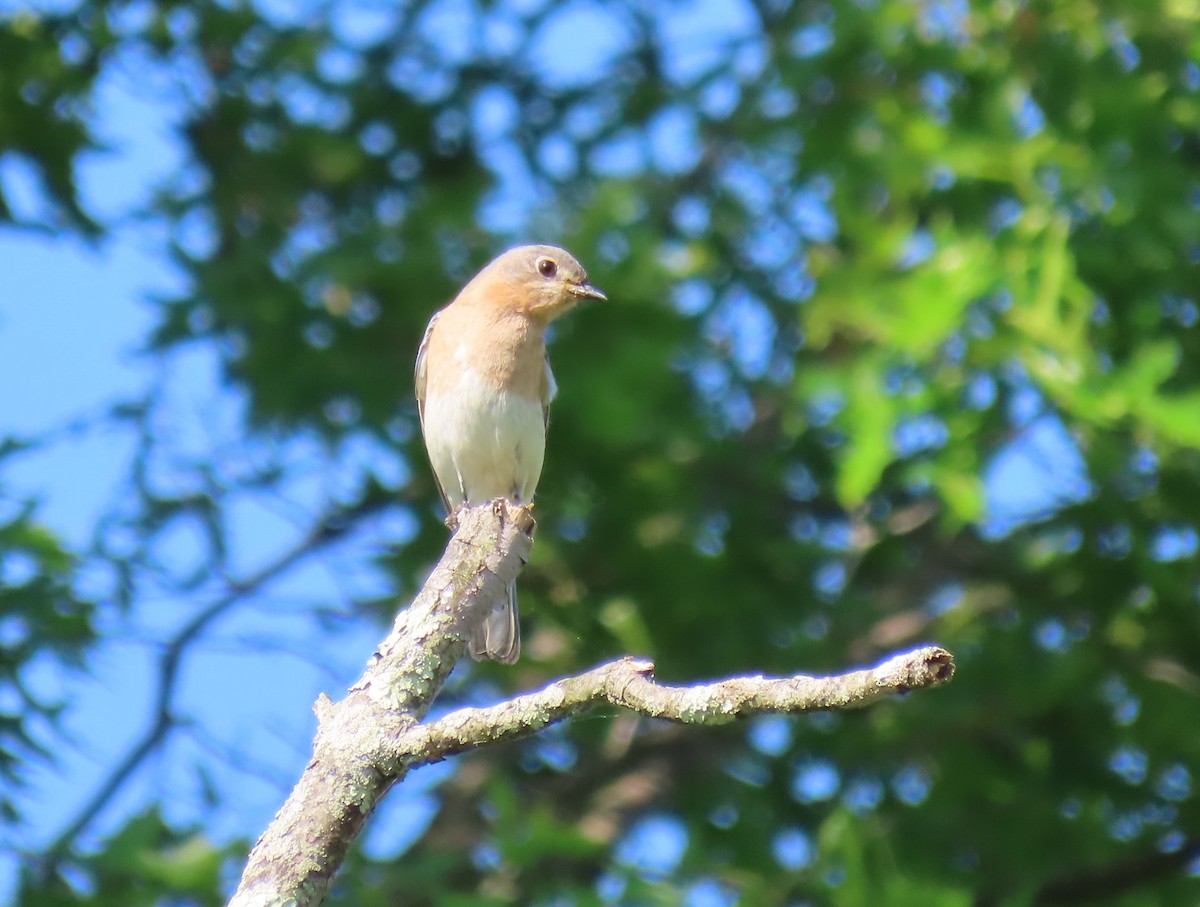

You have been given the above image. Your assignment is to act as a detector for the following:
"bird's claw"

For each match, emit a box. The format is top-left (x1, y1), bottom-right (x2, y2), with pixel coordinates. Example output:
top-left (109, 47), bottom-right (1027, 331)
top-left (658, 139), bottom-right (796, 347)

top-left (444, 504), bottom-right (468, 531)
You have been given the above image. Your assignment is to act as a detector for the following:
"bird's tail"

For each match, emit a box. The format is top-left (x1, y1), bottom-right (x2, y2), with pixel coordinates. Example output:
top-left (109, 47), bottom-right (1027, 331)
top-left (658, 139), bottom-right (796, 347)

top-left (468, 583), bottom-right (520, 664)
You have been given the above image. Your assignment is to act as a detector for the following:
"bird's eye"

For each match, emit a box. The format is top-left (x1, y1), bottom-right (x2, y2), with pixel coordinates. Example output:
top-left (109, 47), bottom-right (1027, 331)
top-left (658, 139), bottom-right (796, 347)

top-left (537, 257), bottom-right (557, 279)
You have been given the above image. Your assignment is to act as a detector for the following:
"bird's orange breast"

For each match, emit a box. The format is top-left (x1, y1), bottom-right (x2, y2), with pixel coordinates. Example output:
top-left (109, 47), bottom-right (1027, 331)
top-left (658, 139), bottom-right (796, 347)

top-left (425, 300), bottom-right (546, 402)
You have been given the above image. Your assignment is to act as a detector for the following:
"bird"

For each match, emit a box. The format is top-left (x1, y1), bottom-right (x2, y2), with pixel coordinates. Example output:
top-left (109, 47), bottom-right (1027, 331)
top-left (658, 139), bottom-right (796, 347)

top-left (414, 244), bottom-right (605, 663)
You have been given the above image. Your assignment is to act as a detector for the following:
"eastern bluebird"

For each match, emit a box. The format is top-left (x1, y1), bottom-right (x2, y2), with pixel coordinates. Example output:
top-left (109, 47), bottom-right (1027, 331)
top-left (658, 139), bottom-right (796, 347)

top-left (415, 245), bottom-right (605, 662)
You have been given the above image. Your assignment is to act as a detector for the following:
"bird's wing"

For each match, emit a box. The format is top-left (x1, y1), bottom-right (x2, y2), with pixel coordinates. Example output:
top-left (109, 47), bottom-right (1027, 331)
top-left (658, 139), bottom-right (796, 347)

top-left (414, 311), bottom-right (435, 431)
top-left (414, 311), bottom-right (453, 512)
top-left (541, 350), bottom-right (558, 431)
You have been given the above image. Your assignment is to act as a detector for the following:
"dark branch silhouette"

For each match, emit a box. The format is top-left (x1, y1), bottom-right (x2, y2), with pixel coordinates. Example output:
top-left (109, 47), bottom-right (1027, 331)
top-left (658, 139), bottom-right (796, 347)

top-left (39, 494), bottom-right (387, 875)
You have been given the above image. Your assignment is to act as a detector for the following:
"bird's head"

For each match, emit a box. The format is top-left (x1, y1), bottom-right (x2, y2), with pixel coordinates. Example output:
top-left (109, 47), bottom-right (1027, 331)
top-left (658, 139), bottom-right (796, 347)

top-left (479, 244), bottom-right (606, 322)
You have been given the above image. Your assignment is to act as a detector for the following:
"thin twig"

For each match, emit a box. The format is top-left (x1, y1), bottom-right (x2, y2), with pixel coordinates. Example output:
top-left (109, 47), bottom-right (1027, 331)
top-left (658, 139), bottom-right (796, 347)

top-left (40, 495), bottom-right (387, 868)
top-left (400, 649), bottom-right (954, 765)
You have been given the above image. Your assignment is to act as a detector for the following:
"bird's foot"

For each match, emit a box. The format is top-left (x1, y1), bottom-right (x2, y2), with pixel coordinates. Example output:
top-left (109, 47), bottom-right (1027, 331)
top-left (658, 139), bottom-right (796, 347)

top-left (497, 497), bottom-right (537, 535)
top-left (444, 504), bottom-right (468, 531)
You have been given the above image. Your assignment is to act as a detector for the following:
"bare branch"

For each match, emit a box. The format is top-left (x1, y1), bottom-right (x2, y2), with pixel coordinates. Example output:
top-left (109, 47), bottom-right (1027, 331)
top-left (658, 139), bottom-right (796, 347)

top-left (228, 501), bottom-right (535, 907)
top-left (401, 648), bottom-right (954, 765)
top-left (227, 500), bottom-right (953, 907)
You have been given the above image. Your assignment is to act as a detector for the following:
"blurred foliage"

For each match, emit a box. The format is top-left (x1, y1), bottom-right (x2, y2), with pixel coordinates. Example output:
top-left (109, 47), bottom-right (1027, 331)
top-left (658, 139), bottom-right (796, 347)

top-left (0, 487), bottom-right (97, 828)
top-left (4, 0), bottom-right (1200, 904)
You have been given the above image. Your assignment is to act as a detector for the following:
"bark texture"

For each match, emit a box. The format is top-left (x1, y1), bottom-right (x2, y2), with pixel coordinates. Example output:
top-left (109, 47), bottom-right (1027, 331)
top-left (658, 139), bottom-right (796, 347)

top-left (227, 501), bottom-right (954, 907)
top-left (228, 501), bottom-right (536, 907)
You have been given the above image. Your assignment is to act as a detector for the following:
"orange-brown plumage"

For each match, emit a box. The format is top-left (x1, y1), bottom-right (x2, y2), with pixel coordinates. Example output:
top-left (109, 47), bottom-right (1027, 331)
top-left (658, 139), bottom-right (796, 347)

top-left (414, 244), bottom-right (604, 663)
top-left (420, 300), bottom-right (546, 401)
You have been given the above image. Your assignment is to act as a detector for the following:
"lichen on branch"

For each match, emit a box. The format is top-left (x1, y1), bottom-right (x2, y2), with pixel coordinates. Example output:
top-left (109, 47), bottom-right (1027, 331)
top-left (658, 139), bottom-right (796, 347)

top-left (227, 502), bottom-right (954, 907)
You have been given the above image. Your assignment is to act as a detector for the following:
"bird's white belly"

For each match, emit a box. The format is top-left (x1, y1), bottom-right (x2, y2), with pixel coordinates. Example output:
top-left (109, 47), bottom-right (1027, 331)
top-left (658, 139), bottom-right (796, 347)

top-left (422, 372), bottom-right (546, 508)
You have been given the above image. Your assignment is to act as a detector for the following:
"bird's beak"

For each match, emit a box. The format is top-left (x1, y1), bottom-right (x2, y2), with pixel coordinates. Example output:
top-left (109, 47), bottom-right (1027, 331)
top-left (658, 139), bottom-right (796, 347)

top-left (569, 281), bottom-right (607, 302)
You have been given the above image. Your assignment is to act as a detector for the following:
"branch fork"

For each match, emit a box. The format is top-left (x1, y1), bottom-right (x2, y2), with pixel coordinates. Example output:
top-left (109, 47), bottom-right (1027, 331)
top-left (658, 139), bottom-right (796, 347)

top-left (228, 502), bottom-right (954, 907)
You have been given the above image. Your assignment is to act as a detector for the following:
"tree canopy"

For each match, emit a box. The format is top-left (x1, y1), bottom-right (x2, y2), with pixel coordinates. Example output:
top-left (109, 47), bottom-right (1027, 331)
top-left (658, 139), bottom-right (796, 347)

top-left (3, 0), bottom-right (1200, 904)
